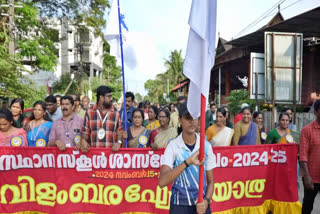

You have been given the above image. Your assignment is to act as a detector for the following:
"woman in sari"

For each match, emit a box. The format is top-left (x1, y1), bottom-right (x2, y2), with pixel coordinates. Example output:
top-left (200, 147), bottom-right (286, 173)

top-left (0, 109), bottom-right (28, 146)
top-left (150, 108), bottom-right (178, 150)
top-left (126, 109), bottom-right (151, 148)
top-left (253, 111), bottom-right (268, 144)
top-left (10, 98), bottom-right (27, 128)
top-left (206, 107), bottom-right (234, 146)
top-left (232, 106), bottom-right (261, 146)
top-left (24, 101), bottom-right (53, 147)
top-left (266, 112), bottom-right (294, 144)
top-left (223, 106), bottom-right (233, 129)
top-left (143, 105), bottom-right (160, 131)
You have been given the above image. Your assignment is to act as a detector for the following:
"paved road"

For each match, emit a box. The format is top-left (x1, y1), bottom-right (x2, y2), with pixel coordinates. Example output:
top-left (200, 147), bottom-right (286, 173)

top-left (298, 175), bottom-right (320, 214)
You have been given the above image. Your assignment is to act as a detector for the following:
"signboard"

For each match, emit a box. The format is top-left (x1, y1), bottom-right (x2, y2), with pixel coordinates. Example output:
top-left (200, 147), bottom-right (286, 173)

top-left (264, 32), bottom-right (303, 104)
top-left (0, 145), bottom-right (301, 214)
top-left (250, 53), bottom-right (265, 100)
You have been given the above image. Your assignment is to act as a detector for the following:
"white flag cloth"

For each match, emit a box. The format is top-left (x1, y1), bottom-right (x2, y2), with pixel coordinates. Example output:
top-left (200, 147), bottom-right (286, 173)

top-left (105, 0), bottom-right (137, 69)
top-left (183, 0), bottom-right (217, 119)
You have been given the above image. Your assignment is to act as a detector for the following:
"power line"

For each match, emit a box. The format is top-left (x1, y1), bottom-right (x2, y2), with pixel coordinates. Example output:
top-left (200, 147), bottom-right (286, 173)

top-left (234, 0), bottom-right (287, 38)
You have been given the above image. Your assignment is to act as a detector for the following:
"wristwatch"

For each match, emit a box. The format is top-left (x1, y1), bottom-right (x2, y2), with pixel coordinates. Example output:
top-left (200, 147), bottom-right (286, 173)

top-left (117, 140), bottom-right (122, 144)
top-left (204, 196), bottom-right (211, 204)
top-left (183, 160), bottom-right (189, 168)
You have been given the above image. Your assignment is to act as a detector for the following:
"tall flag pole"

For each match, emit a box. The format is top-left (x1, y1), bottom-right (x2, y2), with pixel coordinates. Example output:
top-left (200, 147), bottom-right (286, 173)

top-left (116, 0), bottom-right (128, 147)
top-left (183, 0), bottom-right (217, 204)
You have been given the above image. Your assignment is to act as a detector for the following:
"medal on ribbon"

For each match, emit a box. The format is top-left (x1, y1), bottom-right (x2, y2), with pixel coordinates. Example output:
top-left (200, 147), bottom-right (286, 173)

top-left (10, 136), bottom-right (23, 147)
top-left (285, 133), bottom-right (294, 143)
top-left (168, 138), bottom-right (174, 144)
top-left (97, 128), bottom-right (105, 140)
top-left (96, 110), bottom-right (109, 140)
top-left (35, 139), bottom-right (46, 147)
top-left (138, 135), bottom-right (148, 147)
top-left (260, 131), bottom-right (267, 141)
top-left (73, 134), bottom-right (81, 145)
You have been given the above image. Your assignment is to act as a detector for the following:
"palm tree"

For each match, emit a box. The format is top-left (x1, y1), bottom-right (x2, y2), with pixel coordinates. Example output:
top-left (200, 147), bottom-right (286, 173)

top-left (164, 50), bottom-right (185, 84)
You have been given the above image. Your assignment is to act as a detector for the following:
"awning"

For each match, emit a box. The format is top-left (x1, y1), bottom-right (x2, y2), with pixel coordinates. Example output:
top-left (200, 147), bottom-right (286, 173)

top-left (228, 6), bottom-right (320, 47)
top-left (171, 81), bottom-right (189, 92)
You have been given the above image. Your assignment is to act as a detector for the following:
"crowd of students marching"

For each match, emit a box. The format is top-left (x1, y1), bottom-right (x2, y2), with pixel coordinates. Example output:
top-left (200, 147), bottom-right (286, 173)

top-left (0, 89), bottom-right (302, 149)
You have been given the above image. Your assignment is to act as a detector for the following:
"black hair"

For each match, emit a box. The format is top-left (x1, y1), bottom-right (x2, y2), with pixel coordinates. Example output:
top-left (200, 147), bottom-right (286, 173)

top-left (82, 96), bottom-right (90, 101)
top-left (222, 106), bottom-right (229, 110)
top-left (210, 103), bottom-right (216, 108)
top-left (144, 100), bottom-right (150, 106)
top-left (216, 107), bottom-right (227, 117)
top-left (241, 106), bottom-right (253, 114)
top-left (314, 100), bottom-right (320, 112)
top-left (10, 98), bottom-right (25, 127)
top-left (125, 91), bottom-right (135, 101)
top-left (96, 85), bottom-right (112, 102)
top-left (177, 96), bottom-right (187, 102)
top-left (159, 107), bottom-right (171, 121)
top-left (61, 96), bottom-right (74, 106)
top-left (71, 94), bottom-right (81, 102)
top-left (55, 95), bottom-right (62, 99)
top-left (138, 102), bottom-right (145, 109)
top-left (0, 108), bottom-right (14, 122)
top-left (10, 98), bottom-right (24, 111)
top-left (30, 101), bottom-right (52, 121)
top-left (281, 106), bottom-right (293, 113)
top-left (149, 105), bottom-right (159, 119)
top-left (45, 95), bottom-right (57, 104)
top-left (253, 111), bottom-right (263, 119)
top-left (279, 112), bottom-right (290, 121)
top-left (132, 108), bottom-right (145, 121)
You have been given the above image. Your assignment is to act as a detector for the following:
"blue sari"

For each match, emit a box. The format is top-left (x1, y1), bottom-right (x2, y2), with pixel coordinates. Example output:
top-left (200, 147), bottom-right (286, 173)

top-left (27, 121), bottom-right (53, 147)
top-left (239, 122), bottom-right (258, 145)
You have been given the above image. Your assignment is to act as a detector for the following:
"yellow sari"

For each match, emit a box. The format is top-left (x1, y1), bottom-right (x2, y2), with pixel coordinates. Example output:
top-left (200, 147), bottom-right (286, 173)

top-left (145, 120), bottom-right (160, 131)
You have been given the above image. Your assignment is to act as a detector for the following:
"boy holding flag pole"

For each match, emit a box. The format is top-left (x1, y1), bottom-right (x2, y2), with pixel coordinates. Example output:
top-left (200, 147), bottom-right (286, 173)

top-left (159, 0), bottom-right (217, 213)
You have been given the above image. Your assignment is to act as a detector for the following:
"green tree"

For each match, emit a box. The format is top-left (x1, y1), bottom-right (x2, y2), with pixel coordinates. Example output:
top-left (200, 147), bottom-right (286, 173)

top-left (164, 49), bottom-right (185, 84)
top-left (225, 89), bottom-right (255, 115)
top-left (135, 93), bottom-right (143, 103)
top-left (0, 0), bottom-right (111, 99)
top-left (51, 73), bottom-right (80, 95)
top-left (144, 49), bottom-right (185, 103)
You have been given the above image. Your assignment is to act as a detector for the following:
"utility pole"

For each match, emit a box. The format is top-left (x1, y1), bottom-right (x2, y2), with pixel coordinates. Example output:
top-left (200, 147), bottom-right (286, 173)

top-left (1, 0), bottom-right (23, 55)
top-left (8, 0), bottom-right (14, 55)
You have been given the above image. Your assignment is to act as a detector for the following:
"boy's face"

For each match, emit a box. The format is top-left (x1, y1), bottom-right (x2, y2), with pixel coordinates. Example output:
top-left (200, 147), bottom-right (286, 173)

top-left (179, 114), bottom-right (198, 135)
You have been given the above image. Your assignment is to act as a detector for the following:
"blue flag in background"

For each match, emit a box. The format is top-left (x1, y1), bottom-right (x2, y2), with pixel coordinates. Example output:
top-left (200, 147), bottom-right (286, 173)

top-left (120, 14), bottom-right (129, 31)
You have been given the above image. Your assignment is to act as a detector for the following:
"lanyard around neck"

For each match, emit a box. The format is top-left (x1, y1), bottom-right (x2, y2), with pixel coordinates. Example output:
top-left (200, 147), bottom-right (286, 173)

top-left (97, 110), bottom-right (109, 128)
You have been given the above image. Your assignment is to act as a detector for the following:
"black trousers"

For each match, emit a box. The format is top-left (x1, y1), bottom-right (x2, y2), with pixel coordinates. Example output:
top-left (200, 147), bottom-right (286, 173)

top-left (169, 196), bottom-right (211, 214)
top-left (302, 181), bottom-right (320, 214)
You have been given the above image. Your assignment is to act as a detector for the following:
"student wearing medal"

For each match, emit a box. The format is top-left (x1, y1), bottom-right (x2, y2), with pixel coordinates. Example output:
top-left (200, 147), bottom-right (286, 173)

top-left (48, 96), bottom-right (84, 151)
top-left (0, 109), bottom-right (28, 146)
top-left (253, 111), bottom-right (268, 144)
top-left (265, 112), bottom-right (295, 144)
top-left (80, 86), bottom-right (123, 152)
top-left (25, 101), bottom-right (53, 147)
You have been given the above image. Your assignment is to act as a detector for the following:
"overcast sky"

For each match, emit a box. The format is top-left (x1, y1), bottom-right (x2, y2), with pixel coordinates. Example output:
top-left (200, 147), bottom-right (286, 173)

top-left (105, 0), bottom-right (319, 96)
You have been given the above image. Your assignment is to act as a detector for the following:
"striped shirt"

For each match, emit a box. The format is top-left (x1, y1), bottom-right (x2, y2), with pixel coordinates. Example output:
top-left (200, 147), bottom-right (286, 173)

top-left (300, 120), bottom-right (320, 183)
top-left (81, 104), bottom-right (123, 148)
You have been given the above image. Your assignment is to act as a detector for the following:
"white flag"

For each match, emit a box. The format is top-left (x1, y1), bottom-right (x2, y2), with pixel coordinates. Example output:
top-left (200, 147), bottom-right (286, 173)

top-left (183, 0), bottom-right (217, 119)
top-left (105, 0), bottom-right (137, 70)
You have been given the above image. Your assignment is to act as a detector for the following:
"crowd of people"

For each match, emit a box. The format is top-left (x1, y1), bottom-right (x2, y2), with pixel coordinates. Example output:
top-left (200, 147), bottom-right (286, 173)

top-left (0, 85), bottom-right (319, 214)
